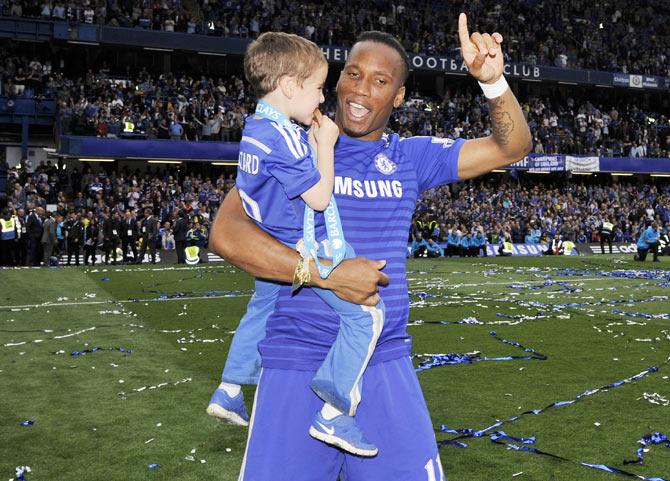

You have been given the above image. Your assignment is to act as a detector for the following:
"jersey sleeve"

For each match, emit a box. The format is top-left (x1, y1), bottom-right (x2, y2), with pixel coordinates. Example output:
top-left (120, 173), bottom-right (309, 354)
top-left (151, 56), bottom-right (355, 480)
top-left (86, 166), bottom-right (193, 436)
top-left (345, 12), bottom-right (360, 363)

top-left (399, 136), bottom-right (465, 192)
top-left (256, 123), bottom-right (321, 200)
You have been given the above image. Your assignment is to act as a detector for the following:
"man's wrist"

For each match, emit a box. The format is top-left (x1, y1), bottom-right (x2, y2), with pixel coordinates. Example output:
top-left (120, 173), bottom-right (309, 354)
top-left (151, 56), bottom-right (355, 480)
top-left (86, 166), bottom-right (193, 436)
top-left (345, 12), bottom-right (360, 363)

top-left (478, 76), bottom-right (509, 99)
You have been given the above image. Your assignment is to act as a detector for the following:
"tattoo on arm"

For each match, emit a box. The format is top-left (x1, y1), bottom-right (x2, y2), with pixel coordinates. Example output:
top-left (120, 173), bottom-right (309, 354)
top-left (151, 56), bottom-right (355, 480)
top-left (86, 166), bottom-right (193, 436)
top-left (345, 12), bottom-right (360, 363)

top-left (489, 96), bottom-right (514, 146)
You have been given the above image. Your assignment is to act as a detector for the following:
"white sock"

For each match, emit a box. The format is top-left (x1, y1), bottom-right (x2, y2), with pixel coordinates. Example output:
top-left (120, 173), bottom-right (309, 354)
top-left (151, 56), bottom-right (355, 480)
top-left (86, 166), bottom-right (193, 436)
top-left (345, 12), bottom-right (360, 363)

top-left (219, 382), bottom-right (241, 397)
top-left (320, 403), bottom-right (343, 420)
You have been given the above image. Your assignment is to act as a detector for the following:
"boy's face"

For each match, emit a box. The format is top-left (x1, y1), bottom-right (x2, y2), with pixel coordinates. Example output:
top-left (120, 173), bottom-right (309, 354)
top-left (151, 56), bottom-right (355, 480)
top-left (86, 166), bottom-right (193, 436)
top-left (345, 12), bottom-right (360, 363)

top-left (291, 64), bottom-right (328, 125)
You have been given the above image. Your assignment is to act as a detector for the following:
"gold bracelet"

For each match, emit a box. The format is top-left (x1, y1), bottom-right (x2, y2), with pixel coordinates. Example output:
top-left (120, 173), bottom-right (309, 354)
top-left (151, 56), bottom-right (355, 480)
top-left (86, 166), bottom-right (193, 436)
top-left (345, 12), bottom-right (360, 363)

top-left (291, 255), bottom-right (312, 292)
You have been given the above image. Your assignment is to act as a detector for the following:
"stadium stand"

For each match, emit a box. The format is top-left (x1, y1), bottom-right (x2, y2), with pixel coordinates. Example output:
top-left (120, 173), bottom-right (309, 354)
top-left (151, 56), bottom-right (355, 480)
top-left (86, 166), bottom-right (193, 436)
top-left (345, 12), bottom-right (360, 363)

top-left (0, 2), bottom-right (669, 265)
top-left (4, 0), bottom-right (669, 75)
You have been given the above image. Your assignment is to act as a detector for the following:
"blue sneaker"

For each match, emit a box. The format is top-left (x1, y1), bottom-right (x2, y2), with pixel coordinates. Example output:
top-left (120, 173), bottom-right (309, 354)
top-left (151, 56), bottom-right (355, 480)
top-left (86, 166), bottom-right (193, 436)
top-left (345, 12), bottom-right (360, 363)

top-left (206, 388), bottom-right (250, 426)
top-left (308, 411), bottom-right (378, 457)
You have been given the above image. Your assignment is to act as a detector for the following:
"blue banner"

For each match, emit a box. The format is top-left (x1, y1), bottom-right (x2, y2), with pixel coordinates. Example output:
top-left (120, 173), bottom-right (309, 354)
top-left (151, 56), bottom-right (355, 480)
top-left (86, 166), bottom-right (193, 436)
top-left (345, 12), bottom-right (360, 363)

top-left (511, 154), bottom-right (565, 171)
top-left (59, 135), bottom-right (239, 161)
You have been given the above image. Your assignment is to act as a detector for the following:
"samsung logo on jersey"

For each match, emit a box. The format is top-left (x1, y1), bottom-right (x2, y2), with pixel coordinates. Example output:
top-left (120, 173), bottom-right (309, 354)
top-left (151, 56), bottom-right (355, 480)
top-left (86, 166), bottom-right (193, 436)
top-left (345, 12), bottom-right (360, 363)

top-left (335, 176), bottom-right (402, 198)
top-left (238, 151), bottom-right (259, 175)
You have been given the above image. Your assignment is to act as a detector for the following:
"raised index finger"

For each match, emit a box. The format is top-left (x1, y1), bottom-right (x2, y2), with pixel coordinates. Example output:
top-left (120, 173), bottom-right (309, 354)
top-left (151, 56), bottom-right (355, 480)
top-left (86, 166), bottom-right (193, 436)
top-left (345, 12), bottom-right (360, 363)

top-left (458, 12), bottom-right (470, 47)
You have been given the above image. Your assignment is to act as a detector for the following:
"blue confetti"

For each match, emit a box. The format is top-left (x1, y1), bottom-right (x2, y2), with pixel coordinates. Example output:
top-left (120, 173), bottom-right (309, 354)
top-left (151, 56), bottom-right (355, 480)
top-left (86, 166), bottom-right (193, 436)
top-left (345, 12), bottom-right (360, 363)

top-left (101, 277), bottom-right (110, 282)
top-left (15, 466), bottom-right (31, 480)
top-left (20, 420), bottom-right (33, 426)
top-left (148, 463), bottom-right (160, 469)
top-left (624, 432), bottom-right (670, 465)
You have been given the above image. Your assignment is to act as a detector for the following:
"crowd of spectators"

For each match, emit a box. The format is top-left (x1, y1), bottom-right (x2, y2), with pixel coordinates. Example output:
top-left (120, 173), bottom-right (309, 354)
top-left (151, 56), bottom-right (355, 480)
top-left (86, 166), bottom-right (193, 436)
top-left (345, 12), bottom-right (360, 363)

top-left (2, 38), bottom-right (668, 158)
top-left (2, 157), bottom-right (669, 266)
top-left (412, 176), bottom-right (670, 254)
top-left (3, 0), bottom-right (670, 76)
top-left (0, 158), bottom-right (236, 266)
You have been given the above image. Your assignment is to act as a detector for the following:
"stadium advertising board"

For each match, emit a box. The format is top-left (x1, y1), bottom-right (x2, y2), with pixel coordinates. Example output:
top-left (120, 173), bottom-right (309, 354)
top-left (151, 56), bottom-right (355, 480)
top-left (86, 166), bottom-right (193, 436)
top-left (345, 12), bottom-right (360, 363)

top-left (565, 155), bottom-right (600, 172)
top-left (612, 73), bottom-right (665, 90)
top-left (584, 243), bottom-right (638, 255)
top-left (407, 243), bottom-right (578, 257)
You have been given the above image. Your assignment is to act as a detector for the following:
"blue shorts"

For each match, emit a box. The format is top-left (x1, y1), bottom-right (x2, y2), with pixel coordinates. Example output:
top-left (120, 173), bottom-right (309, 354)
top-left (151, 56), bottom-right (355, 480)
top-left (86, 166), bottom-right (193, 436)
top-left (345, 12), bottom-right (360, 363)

top-left (238, 356), bottom-right (446, 481)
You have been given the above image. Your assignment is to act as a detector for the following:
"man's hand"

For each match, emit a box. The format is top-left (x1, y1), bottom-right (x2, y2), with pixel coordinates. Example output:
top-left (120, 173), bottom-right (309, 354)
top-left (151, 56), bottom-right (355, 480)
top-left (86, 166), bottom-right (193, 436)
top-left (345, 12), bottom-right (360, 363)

top-left (314, 257), bottom-right (389, 306)
top-left (458, 12), bottom-right (504, 84)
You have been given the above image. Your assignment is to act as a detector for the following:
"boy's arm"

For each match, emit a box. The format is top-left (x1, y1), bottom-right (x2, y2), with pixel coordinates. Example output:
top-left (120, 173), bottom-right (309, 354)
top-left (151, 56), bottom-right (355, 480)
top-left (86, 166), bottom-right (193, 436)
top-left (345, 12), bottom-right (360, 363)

top-left (209, 188), bottom-right (388, 306)
top-left (301, 112), bottom-right (339, 212)
top-left (301, 141), bottom-right (334, 211)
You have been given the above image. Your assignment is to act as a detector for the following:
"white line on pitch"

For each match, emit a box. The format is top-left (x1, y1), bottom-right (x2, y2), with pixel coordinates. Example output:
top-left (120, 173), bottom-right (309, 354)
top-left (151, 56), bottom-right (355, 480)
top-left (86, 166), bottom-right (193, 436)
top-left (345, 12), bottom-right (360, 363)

top-left (0, 293), bottom-right (251, 311)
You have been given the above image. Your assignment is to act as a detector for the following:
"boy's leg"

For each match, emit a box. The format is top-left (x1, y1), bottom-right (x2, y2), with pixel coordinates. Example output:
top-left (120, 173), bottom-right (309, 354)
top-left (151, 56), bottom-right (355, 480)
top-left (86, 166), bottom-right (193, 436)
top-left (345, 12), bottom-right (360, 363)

top-left (309, 287), bottom-right (384, 416)
top-left (308, 242), bottom-right (384, 416)
top-left (221, 279), bottom-right (281, 385)
top-left (208, 279), bottom-right (280, 424)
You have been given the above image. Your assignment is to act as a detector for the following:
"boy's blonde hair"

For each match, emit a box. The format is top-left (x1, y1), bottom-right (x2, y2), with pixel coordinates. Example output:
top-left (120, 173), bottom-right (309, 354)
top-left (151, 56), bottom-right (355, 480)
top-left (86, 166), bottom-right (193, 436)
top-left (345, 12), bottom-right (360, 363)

top-left (244, 32), bottom-right (327, 98)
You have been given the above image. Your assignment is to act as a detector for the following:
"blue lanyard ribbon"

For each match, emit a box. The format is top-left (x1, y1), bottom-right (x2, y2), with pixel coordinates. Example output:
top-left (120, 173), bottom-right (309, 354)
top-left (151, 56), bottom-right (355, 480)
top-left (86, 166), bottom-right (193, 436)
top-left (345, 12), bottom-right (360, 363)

top-left (254, 101), bottom-right (346, 278)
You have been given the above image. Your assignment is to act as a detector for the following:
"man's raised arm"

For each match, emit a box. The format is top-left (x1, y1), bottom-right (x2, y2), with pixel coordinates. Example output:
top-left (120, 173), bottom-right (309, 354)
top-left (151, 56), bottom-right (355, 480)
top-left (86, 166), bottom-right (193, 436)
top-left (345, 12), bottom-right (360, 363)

top-left (455, 13), bottom-right (533, 180)
top-left (209, 187), bottom-right (388, 305)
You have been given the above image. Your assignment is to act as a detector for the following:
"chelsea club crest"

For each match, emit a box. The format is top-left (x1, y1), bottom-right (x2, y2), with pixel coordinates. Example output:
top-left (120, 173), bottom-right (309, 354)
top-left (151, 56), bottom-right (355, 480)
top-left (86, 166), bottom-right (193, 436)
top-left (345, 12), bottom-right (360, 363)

top-left (374, 153), bottom-right (397, 175)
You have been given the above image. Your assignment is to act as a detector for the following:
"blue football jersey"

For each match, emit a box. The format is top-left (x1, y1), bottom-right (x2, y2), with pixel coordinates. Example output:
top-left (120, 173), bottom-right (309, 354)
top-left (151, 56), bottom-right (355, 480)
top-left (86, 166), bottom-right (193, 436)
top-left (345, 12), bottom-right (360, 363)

top-left (235, 115), bottom-right (321, 245)
top-left (259, 133), bottom-right (465, 370)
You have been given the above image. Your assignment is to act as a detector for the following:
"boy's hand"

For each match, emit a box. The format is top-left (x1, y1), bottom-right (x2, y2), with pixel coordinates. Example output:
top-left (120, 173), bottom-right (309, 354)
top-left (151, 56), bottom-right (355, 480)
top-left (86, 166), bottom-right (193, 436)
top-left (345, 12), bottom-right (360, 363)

top-left (311, 109), bottom-right (339, 148)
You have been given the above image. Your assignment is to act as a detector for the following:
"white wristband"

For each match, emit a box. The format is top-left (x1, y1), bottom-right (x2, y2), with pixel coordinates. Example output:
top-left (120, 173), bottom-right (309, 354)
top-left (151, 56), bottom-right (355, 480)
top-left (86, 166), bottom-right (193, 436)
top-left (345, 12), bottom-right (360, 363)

top-left (478, 76), bottom-right (509, 99)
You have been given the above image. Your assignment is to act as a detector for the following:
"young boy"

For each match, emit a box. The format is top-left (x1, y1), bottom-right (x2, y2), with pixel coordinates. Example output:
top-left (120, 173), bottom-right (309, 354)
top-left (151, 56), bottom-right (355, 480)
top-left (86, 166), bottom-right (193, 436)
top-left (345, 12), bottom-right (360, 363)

top-left (206, 32), bottom-right (385, 457)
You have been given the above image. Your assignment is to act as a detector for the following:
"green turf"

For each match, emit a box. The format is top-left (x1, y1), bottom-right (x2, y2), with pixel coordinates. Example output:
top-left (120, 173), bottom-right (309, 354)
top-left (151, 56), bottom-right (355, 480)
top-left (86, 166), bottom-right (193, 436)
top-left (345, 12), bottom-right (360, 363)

top-left (1, 256), bottom-right (669, 481)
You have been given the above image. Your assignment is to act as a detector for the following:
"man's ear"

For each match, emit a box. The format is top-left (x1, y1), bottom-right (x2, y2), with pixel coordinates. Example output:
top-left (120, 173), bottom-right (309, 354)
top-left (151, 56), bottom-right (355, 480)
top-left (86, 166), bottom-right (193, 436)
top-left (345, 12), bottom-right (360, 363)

top-left (393, 85), bottom-right (406, 108)
top-left (278, 75), bottom-right (295, 99)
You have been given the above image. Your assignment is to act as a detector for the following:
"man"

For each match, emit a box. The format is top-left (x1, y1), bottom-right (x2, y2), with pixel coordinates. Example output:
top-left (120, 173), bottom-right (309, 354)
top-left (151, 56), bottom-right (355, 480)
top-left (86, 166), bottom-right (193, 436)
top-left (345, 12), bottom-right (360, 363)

top-left (65, 212), bottom-right (83, 266)
top-left (172, 210), bottom-right (188, 264)
top-left (543, 233), bottom-right (564, 255)
top-left (15, 208), bottom-right (27, 266)
top-left (41, 211), bottom-right (57, 265)
top-left (1, 208), bottom-right (17, 266)
top-left (121, 210), bottom-right (139, 262)
top-left (634, 222), bottom-right (660, 262)
top-left (26, 206), bottom-right (44, 266)
top-left (102, 210), bottom-right (122, 265)
top-left (599, 215), bottom-right (614, 254)
top-left (137, 208), bottom-right (159, 264)
top-left (210, 18), bottom-right (531, 480)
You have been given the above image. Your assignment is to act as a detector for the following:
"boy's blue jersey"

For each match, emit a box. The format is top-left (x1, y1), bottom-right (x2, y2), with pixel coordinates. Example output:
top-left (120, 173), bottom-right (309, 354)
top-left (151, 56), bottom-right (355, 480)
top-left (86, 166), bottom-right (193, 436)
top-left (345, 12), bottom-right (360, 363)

top-left (235, 115), bottom-right (321, 245)
top-left (259, 133), bottom-right (465, 370)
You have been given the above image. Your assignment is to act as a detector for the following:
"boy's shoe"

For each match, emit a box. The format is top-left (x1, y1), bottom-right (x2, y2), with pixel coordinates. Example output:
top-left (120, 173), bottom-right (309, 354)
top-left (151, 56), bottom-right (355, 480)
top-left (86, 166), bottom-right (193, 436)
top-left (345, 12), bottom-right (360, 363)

top-left (206, 388), bottom-right (250, 426)
top-left (308, 411), bottom-right (378, 457)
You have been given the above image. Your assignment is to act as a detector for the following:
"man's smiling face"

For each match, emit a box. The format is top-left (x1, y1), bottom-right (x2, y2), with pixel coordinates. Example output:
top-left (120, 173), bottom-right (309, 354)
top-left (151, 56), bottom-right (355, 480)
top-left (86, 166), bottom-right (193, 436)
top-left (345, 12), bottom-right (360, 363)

top-left (335, 41), bottom-right (406, 141)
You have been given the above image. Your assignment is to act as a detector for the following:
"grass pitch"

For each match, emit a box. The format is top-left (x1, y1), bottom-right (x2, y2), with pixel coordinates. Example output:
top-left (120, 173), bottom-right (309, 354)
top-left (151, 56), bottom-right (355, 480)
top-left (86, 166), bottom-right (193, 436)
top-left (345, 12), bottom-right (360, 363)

top-left (1, 255), bottom-right (669, 481)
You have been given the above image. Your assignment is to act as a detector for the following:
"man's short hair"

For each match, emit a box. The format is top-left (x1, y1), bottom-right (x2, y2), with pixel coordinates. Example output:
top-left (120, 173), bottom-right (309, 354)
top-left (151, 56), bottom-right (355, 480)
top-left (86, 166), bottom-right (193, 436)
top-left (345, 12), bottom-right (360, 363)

top-left (244, 32), bottom-right (327, 98)
top-left (355, 31), bottom-right (410, 84)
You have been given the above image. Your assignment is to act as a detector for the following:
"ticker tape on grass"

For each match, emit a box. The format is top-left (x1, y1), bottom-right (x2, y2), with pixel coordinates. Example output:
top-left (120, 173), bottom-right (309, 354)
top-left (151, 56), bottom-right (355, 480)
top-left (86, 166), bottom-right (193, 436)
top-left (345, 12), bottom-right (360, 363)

top-left (624, 433), bottom-right (670, 465)
top-left (413, 331), bottom-right (547, 372)
top-left (14, 466), bottom-right (31, 480)
top-left (440, 365), bottom-right (661, 443)
top-left (50, 346), bottom-right (133, 356)
top-left (556, 267), bottom-right (670, 282)
top-left (118, 377), bottom-right (192, 399)
top-left (438, 365), bottom-right (667, 480)
top-left (476, 433), bottom-right (669, 481)
top-left (508, 279), bottom-right (580, 292)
